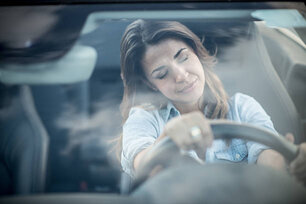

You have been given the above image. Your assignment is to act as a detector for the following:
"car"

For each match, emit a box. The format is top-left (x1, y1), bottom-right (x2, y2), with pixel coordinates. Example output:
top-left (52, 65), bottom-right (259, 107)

top-left (0, 1), bottom-right (306, 203)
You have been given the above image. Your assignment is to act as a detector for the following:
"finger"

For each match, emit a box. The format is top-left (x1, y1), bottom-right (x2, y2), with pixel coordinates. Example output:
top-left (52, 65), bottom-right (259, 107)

top-left (166, 111), bottom-right (213, 152)
top-left (180, 113), bottom-right (202, 143)
top-left (290, 159), bottom-right (306, 172)
top-left (290, 156), bottom-right (306, 174)
top-left (291, 144), bottom-right (306, 167)
top-left (190, 112), bottom-right (212, 137)
top-left (184, 112), bottom-right (212, 150)
top-left (290, 163), bottom-right (306, 177)
top-left (179, 118), bottom-right (201, 150)
top-left (290, 173), bottom-right (306, 187)
top-left (285, 133), bottom-right (295, 144)
top-left (167, 115), bottom-right (203, 151)
top-left (289, 143), bottom-right (306, 175)
top-left (165, 117), bottom-right (188, 149)
top-left (295, 171), bottom-right (306, 181)
top-left (198, 121), bottom-right (213, 148)
top-left (292, 172), bottom-right (306, 185)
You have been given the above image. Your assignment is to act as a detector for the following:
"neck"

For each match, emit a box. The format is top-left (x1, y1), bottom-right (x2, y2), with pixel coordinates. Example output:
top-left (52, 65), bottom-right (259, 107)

top-left (173, 96), bottom-right (204, 114)
top-left (175, 104), bottom-right (199, 114)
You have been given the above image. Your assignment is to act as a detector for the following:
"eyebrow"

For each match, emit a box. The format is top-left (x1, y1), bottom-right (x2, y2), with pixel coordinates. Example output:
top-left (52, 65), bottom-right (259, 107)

top-left (174, 48), bottom-right (186, 59)
top-left (151, 48), bottom-right (187, 76)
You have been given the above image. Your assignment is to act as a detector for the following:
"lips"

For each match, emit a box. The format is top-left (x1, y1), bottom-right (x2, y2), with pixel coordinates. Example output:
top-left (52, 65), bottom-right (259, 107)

top-left (177, 78), bottom-right (198, 93)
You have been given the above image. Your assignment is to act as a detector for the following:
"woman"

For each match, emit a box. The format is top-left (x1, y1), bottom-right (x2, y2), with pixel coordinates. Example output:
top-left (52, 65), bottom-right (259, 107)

top-left (117, 19), bottom-right (285, 178)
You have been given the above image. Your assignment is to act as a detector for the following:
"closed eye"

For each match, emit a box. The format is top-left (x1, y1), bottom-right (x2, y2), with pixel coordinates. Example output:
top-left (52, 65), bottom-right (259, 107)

top-left (178, 54), bottom-right (189, 63)
top-left (156, 70), bottom-right (168, 79)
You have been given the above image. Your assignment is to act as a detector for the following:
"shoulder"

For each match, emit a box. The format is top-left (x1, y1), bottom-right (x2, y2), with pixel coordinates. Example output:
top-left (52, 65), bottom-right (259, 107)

top-left (127, 102), bottom-right (174, 124)
top-left (229, 92), bottom-right (256, 107)
top-left (228, 93), bottom-right (276, 132)
top-left (228, 93), bottom-right (263, 113)
top-left (228, 92), bottom-right (268, 121)
top-left (124, 104), bottom-right (165, 129)
top-left (127, 105), bottom-right (158, 122)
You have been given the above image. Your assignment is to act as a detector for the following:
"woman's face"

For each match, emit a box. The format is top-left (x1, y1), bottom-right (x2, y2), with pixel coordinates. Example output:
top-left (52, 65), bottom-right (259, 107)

top-left (142, 38), bottom-right (205, 108)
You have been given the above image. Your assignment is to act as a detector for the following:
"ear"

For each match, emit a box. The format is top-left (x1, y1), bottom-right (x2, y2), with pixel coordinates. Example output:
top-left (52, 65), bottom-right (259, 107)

top-left (143, 79), bottom-right (158, 91)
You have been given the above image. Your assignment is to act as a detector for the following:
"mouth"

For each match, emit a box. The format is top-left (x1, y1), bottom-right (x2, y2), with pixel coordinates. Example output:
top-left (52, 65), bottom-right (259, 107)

top-left (177, 78), bottom-right (198, 93)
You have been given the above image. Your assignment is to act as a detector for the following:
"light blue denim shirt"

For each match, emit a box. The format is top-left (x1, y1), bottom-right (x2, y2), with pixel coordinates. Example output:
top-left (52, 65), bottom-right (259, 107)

top-left (121, 93), bottom-right (276, 177)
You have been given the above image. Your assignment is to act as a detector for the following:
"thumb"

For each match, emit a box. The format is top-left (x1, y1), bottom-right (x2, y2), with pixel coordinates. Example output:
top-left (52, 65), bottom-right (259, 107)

top-left (285, 133), bottom-right (295, 144)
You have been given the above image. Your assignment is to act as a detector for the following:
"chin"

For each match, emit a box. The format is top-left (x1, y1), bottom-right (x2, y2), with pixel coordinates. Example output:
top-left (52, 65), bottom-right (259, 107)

top-left (180, 93), bottom-right (203, 105)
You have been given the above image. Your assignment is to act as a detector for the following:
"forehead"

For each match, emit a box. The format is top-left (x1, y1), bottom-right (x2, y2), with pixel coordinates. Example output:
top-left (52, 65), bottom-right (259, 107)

top-left (142, 38), bottom-right (189, 69)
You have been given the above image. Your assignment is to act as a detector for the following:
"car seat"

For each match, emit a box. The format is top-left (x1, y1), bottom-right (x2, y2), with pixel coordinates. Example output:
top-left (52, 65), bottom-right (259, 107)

top-left (0, 44), bottom-right (97, 194)
top-left (0, 85), bottom-right (49, 195)
top-left (256, 22), bottom-right (306, 133)
top-left (213, 21), bottom-right (305, 143)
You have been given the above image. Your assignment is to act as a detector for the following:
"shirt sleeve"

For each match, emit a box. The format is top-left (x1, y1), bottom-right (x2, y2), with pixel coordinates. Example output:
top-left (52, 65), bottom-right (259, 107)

top-left (236, 93), bottom-right (278, 163)
top-left (121, 107), bottom-right (159, 177)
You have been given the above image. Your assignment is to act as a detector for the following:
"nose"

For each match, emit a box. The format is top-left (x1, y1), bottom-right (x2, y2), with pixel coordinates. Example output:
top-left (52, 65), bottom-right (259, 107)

top-left (174, 66), bottom-right (189, 83)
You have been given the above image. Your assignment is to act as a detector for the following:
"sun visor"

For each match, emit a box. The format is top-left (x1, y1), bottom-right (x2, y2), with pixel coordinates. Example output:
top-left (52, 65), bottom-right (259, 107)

top-left (251, 9), bottom-right (306, 28)
top-left (0, 44), bottom-right (97, 85)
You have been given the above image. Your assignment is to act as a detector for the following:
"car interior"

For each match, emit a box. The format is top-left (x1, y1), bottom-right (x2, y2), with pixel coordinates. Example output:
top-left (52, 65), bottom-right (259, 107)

top-left (0, 1), bottom-right (306, 203)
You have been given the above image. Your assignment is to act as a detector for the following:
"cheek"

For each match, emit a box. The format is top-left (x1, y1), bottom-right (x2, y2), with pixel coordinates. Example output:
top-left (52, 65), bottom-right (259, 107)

top-left (195, 61), bottom-right (205, 82)
top-left (187, 55), bottom-right (203, 73)
top-left (155, 81), bottom-right (173, 95)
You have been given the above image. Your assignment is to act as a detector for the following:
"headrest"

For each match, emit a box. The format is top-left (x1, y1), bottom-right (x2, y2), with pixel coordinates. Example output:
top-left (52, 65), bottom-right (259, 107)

top-left (0, 45), bottom-right (97, 85)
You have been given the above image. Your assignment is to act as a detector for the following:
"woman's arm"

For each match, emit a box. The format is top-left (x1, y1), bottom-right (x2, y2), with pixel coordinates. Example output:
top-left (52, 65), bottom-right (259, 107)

top-left (257, 149), bottom-right (286, 171)
top-left (234, 94), bottom-right (286, 168)
top-left (133, 132), bottom-right (167, 171)
top-left (133, 146), bottom-right (153, 170)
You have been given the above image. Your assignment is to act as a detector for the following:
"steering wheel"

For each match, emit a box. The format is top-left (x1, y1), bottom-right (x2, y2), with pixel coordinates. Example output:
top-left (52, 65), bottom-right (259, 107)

top-left (130, 120), bottom-right (299, 192)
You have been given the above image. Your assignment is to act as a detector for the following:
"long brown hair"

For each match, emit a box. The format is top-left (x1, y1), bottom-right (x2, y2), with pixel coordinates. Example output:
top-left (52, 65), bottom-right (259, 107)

top-left (116, 19), bottom-right (228, 160)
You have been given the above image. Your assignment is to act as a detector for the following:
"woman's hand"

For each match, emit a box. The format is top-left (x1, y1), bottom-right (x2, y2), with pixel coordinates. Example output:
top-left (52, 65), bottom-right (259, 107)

top-left (134, 111), bottom-right (212, 171)
top-left (285, 133), bottom-right (306, 186)
top-left (163, 111), bottom-right (213, 159)
top-left (289, 143), bottom-right (306, 186)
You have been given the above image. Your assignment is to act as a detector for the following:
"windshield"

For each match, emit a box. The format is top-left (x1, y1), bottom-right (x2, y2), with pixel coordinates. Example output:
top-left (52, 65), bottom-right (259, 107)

top-left (0, 1), bottom-right (305, 196)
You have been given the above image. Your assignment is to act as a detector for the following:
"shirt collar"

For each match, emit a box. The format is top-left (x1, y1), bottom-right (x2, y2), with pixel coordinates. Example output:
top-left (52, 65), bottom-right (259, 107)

top-left (159, 101), bottom-right (212, 121)
top-left (159, 101), bottom-right (180, 122)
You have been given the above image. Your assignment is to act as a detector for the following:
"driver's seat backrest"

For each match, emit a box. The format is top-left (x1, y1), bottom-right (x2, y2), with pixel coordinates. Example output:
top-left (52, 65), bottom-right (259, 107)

top-left (0, 85), bottom-right (49, 195)
top-left (214, 22), bottom-right (304, 143)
